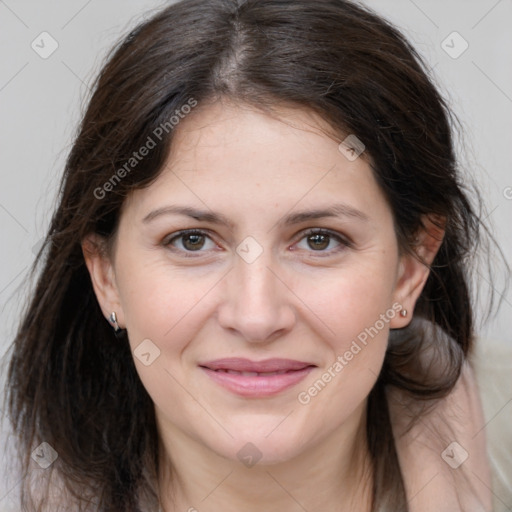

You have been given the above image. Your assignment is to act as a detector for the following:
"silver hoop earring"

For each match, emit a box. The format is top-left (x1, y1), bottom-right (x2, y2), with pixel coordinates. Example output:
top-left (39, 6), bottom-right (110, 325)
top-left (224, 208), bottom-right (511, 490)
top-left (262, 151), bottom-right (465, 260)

top-left (400, 309), bottom-right (408, 318)
top-left (109, 311), bottom-right (120, 332)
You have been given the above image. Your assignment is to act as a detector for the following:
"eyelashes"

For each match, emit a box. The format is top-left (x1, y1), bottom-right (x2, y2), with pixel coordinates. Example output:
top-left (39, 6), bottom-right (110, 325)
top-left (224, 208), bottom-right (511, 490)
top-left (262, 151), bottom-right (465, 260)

top-left (296, 228), bottom-right (353, 253)
top-left (163, 228), bottom-right (353, 259)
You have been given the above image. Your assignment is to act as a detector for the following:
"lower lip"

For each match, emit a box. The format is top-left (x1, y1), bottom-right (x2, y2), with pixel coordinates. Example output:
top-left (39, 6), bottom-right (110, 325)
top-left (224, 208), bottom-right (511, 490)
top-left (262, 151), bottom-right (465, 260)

top-left (200, 366), bottom-right (315, 397)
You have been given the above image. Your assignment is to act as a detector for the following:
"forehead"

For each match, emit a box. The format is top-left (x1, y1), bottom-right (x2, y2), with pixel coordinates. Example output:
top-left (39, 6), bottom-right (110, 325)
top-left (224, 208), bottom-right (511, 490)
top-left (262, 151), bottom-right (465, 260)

top-left (122, 101), bottom-right (392, 227)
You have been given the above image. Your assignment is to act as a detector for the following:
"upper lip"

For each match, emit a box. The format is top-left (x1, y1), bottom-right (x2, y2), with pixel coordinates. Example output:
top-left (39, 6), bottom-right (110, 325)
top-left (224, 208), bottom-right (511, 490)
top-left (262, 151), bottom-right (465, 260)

top-left (199, 358), bottom-right (315, 373)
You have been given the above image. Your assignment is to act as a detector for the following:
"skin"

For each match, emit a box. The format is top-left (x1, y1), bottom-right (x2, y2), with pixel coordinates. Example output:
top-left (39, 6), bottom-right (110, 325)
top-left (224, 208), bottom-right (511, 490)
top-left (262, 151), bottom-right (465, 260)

top-left (83, 100), bottom-right (489, 511)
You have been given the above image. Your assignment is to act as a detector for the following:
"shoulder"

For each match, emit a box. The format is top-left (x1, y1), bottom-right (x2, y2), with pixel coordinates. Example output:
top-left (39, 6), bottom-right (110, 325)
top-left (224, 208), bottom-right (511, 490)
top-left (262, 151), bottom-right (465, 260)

top-left (387, 358), bottom-right (493, 512)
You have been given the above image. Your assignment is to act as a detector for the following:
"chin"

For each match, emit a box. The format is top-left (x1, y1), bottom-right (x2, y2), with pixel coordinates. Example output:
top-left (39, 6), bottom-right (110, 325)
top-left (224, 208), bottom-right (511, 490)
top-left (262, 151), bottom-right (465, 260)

top-left (210, 426), bottom-right (308, 467)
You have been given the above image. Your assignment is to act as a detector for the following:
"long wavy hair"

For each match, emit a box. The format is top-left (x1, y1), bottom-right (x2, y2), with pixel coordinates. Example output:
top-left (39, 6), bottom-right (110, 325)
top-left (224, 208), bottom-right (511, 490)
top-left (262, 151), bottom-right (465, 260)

top-left (5, 0), bottom-right (503, 510)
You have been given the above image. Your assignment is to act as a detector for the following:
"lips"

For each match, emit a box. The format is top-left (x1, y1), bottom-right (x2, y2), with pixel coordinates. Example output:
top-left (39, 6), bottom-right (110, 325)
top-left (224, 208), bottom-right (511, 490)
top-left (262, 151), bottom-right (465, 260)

top-left (199, 357), bottom-right (314, 373)
top-left (199, 358), bottom-right (316, 397)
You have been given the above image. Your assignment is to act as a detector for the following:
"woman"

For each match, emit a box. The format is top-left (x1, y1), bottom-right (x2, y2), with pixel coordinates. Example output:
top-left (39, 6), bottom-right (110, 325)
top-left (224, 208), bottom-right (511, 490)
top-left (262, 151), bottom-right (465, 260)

top-left (6, 0), bottom-right (499, 510)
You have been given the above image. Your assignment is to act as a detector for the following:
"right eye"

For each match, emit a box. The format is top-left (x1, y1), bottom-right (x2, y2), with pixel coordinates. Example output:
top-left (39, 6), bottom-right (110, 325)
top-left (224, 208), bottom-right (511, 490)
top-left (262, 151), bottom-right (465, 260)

top-left (163, 229), bottom-right (218, 257)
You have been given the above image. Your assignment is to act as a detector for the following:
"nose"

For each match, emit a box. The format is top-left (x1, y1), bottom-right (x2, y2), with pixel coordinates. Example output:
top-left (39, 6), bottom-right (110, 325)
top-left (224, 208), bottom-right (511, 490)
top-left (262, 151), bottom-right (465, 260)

top-left (216, 249), bottom-right (296, 344)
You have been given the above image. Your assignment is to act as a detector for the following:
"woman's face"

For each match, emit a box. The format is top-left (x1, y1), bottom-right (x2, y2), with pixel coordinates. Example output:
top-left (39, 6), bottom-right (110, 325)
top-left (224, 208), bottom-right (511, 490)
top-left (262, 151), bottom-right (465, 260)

top-left (87, 101), bottom-right (424, 465)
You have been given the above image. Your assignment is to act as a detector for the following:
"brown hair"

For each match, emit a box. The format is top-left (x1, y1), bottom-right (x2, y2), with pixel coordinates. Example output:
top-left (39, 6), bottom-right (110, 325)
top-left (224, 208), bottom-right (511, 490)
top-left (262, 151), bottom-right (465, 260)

top-left (5, 0), bottom-right (504, 510)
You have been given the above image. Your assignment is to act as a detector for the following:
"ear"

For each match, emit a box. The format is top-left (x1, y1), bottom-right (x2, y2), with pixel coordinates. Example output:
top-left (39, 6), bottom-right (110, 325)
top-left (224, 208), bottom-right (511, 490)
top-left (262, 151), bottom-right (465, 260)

top-left (82, 233), bottom-right (125, 329)
top-left (390, 215), bottom-right (445, 328)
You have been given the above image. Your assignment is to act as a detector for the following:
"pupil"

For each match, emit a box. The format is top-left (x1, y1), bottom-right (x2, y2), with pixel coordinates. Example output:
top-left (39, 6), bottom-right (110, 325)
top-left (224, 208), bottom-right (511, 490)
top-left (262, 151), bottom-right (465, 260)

top-left (184, 234), bottom-right (204, 250)
top-left (308, 234), bottom-right (329, 250)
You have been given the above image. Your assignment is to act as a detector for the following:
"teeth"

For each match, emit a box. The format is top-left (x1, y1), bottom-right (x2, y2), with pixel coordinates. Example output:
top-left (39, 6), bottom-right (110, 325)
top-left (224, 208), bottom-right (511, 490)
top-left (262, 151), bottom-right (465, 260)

top-left (215, 369), bottom-right (290, 376)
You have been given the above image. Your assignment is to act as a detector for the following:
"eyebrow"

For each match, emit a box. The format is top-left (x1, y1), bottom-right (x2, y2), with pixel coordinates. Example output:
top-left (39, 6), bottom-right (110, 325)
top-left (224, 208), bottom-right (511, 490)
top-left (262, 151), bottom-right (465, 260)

top-left (142, 203), bottom-right (369, 228)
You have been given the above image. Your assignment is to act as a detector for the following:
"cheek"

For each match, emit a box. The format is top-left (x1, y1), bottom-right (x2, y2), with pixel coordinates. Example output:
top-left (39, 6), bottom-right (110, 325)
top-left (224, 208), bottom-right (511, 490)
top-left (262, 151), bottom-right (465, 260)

top-left (301, 257), bottom-right (397, 346)
top-left (292, 257), bottom-right (396, 408)
top-left (115, 261), bottom-right (220, 434)
top-left (117, 256), bottom-right (219, 346)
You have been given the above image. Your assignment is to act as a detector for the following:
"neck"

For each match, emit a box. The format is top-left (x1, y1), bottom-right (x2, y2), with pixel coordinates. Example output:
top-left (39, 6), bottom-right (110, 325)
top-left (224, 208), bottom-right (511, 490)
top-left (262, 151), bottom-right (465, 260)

top-left (156, 402), bottom-right (373, 512)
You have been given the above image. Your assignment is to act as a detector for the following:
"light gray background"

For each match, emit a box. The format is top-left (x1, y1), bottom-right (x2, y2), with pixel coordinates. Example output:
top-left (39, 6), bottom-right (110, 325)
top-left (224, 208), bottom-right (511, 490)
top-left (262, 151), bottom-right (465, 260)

top-left (1, 0), bottom-right (511, 510)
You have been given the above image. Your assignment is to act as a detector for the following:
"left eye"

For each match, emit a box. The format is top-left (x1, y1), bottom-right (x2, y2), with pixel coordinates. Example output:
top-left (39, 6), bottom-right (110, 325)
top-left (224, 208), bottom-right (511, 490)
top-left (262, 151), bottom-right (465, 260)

top-left (295, 229), bottom-right (350, 253)
top-left (163, 228), bottom-right (351, 257)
